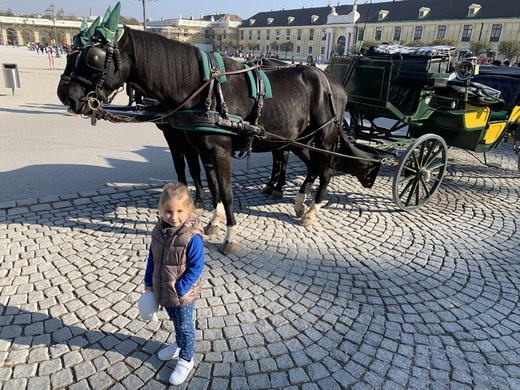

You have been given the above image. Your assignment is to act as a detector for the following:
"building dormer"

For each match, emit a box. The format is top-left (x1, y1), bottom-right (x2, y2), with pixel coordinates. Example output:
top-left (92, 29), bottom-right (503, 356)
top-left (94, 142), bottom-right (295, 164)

top-left (288, 16), bottom-right (295, 24)
top-left (468, 3), bottom-right (482, 17)
top-left (249, 18), bottom-right (256, 26)
top-left (267, 17), bottom-right (274, 25)
top-left (418, 7), bottom-right (430, 19)
top-left (311, 14), bottom-right (319, 23)
top-left (378, 10), bottom-right (389, 21)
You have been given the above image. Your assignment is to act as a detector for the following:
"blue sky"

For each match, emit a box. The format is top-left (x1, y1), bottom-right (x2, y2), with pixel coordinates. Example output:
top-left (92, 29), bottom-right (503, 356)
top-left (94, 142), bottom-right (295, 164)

top-left (0, 0), bottom-right (386, 21)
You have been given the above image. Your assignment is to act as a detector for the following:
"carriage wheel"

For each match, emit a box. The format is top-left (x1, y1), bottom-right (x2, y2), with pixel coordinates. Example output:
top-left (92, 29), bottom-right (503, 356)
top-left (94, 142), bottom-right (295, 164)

top-left (392, 134), bottom-right (448, 211)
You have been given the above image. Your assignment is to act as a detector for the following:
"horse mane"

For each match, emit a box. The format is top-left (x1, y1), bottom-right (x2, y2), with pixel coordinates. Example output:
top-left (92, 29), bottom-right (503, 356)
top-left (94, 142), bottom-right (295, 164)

top-left (122, 26), bottom-right (202, 105)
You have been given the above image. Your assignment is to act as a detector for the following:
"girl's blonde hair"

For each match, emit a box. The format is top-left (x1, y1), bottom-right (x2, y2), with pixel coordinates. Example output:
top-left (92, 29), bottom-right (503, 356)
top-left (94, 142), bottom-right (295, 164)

top-left (158, 183), bottom-right (194, 214)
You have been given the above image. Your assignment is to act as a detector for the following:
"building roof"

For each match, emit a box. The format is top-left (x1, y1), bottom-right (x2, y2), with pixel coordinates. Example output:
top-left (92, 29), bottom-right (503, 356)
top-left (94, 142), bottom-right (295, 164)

top-left (241, 0), bottom-right (520, 28)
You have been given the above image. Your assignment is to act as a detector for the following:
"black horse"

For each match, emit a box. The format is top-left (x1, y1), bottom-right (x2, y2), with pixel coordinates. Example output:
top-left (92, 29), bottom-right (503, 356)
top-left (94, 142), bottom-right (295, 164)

top-left (65, 26), bottom-right (348, 254)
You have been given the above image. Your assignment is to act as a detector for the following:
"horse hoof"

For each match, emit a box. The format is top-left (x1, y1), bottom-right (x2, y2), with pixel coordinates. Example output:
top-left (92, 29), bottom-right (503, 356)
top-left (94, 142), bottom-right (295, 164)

top-left (193, 206), bottom-right (203, 216)
top-left (300, 215), bottom-right (314, 227)
top-left (205, 224), bottom-right (220, 235)
top-left (295, 206), bottom-right (307, 218)
top-left (271, 190), bottom-right (283, 200)
top-left (262, 185), bottom-right (274, 195)
top-left (220, 241), bottom-right (237, 254)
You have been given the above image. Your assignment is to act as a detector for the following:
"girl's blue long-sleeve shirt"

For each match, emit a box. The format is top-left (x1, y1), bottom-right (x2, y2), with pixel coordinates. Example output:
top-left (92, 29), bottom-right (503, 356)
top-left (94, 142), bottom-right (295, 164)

top-left (144, 234), bottom-right (204, 297)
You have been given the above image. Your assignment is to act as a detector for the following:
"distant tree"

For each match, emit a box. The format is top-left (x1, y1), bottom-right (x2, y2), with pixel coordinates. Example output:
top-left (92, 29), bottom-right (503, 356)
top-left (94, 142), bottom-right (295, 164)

top-left (226, 39), bottom-right (239, 54)
top-left (498, 40), bottom-right (520, 62)
top-left (247, 42), bottom-right (260, 57)
top-left (430, 38), bottom-right (457, 47)
top-left (279, 41), bottom-right (294, 58)
top-left (406, 40), bottom-right (425, 47)
top-left (120, 16), bottom-right (140, 26)
top-left (470, 41), bottom-right (492, 56)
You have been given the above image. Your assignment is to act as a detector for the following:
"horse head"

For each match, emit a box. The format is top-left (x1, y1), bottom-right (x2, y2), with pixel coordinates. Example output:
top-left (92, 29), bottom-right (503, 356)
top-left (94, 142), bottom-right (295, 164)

top-left (57, 16), bottom-right (101, 106)
top-left (66, 2), bottom-right (126, 115)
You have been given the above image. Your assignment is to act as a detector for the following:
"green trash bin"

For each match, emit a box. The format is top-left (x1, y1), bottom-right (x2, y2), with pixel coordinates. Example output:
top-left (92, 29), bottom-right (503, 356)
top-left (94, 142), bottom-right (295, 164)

top-left (2, 63), bottom-right (21, 95)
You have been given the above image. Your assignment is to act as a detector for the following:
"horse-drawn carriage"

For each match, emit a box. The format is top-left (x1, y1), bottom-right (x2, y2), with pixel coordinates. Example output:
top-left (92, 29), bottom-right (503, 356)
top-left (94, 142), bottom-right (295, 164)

top-left (61, 3), bottom-right (519, 253)
top-left (327, 44), bottom-right (520, 210)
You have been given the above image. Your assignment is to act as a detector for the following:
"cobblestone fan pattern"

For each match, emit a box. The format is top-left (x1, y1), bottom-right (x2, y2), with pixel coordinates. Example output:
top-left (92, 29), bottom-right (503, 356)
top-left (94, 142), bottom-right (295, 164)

top-left (1, 144), bottom-right (519, 389)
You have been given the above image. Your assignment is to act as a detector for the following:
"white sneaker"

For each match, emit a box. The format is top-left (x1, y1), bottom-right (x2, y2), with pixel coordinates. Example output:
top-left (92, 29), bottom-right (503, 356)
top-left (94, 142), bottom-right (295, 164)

top-left (169, 358), bottom-right (194, 385)
top-left (157, 342), bottom-right (180, 361)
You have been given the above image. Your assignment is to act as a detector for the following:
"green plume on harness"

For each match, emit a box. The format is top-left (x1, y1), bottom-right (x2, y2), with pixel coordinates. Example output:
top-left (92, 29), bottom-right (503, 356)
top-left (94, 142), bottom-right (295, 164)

top-left (93, 1), bottom-right (121, 43)
top-left (80, 17), bottom-right (88, 31)
top-left (72, 16), bottom-right (100, 50)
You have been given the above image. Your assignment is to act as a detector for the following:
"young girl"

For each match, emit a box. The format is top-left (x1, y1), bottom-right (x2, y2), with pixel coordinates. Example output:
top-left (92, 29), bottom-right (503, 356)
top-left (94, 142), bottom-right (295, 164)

top-left (144, 183), bottom-right (204, 386)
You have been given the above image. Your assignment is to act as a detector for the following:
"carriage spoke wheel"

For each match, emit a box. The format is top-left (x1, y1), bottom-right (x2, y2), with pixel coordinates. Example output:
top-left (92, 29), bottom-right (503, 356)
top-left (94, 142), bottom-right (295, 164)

top-left (392, 134), bottom-right (448, 211)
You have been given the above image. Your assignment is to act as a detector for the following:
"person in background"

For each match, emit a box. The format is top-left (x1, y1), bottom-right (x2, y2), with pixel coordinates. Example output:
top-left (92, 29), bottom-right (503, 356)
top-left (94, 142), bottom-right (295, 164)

top-left (306, 55), bottom-right (317, 67)
top-left (477, 54), bottom-right (487, 65)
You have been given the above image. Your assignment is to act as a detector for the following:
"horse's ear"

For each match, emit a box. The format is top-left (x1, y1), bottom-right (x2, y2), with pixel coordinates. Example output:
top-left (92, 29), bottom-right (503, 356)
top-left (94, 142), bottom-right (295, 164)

top-left (80, 17), bottom-right (88, 32)
top-left (106, 2), bottom-right (121, 32)
top-left (102, 6), bottom-right (112, 23)
top-left (95, 1), bottom-right (121, 42)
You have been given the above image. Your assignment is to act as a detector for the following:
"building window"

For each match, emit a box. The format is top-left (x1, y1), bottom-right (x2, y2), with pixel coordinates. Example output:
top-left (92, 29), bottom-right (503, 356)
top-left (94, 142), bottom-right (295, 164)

top-left (266, 30), bottom-right (270, 41)
top-left (375, 27), bottom-right (382, 41)
top-left (184, 29), bottom-right (189, 37)
top-left (257, 30), bottom-right (261, 40)
top-left (490, 24), bottom-right (502, 42)
top-left (461, 25), bottom-right (472, 41)
top-left (297, 29), bottom-right (302, 41)
top-left (393, 26), bottom-right (401, 41)
top-left (204, 29), bottom-right (209, 39)
top-left (296, 45), bottom-right (301, 54)
top-left (308, 46), bottom-right (313, 55)
top-left (437, 25), bottom-right (446, 39)
top-left (248, 30), bottom-right (252, 40)
top-left (240, 30), bottom-right (244, 40)
top-left (322, 29), bottom-right (326, 40)
top-left (321, 46), bottom-right (325, 55)
top-left (286, 29), bottom-right (291, 40)
top-left (309, 28), bottom-right (314, 41)
top-left (276, 29), bottom-right (280, 40)
top-left (358, 27), bottom-right (364, 41)
top-left (414, 26), bottom-right (423, 41)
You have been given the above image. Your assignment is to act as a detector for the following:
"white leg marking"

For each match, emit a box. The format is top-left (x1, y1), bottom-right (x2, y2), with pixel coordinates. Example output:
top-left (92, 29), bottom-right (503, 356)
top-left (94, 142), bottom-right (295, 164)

top-left (294, 193), bottom-right (307, 218)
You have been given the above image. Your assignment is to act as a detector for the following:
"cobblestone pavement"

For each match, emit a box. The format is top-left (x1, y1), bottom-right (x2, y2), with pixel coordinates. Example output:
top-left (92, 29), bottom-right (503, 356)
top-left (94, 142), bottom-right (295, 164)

top-left (1, 143), bottom-right (519, 390)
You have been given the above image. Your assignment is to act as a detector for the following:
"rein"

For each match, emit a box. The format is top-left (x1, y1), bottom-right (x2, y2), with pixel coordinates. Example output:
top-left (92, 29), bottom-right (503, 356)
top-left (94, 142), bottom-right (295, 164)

top-left (90, 63), bottom-right (263, 124)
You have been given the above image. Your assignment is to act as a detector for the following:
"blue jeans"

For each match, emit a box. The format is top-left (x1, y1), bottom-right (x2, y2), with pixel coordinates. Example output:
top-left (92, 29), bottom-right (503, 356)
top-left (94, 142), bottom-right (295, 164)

top-left (164, 302), bottom-right (195, 361)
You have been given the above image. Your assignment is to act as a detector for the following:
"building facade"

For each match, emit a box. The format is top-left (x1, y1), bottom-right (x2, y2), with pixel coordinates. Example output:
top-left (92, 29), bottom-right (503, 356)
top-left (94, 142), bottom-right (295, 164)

top-left (147, 13), bottom-right (242, 53)
top-left (0, 16), bottom-right (85, 46)
top-left (238, 0), bottom-right (520, 62)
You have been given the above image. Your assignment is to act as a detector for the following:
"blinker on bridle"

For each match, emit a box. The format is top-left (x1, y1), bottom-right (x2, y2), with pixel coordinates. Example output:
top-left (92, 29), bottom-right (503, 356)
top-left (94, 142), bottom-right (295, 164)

top-left (71, 37), bottom-right (123, 111)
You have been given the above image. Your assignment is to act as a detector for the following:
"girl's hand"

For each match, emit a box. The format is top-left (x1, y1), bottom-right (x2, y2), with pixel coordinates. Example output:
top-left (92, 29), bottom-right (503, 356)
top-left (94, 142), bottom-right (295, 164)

top-left (144, 286), bottom-right (154, 292)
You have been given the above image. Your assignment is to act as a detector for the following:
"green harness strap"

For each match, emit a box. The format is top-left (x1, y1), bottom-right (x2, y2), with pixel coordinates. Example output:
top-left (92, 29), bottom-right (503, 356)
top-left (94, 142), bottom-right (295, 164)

top-left (243, 65), bottom-right (273, 99)
top-left (199, 50), bottom-right (227, 84)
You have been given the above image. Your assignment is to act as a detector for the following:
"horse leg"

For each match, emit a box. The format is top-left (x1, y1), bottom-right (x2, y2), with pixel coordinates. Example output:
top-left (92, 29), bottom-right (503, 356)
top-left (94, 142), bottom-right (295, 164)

top-left (161, 125), bottom-right (204, 214)
top-left (212, 153), bottom-right (237, 254)
top-left (262, 149), bottom-right (288, 200)
top-left (160, 125), bottom-right (188, 184)
top-left (199, 154), bottom-right (223, 236)
top-left (272, 149), bottom-right (289, 200)
top-left (292, 149), bottom-right (316, 219)
top-left (300, 147), bottom-right (336, 227)
top-left (178, 132), bottom-right (205, 214)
